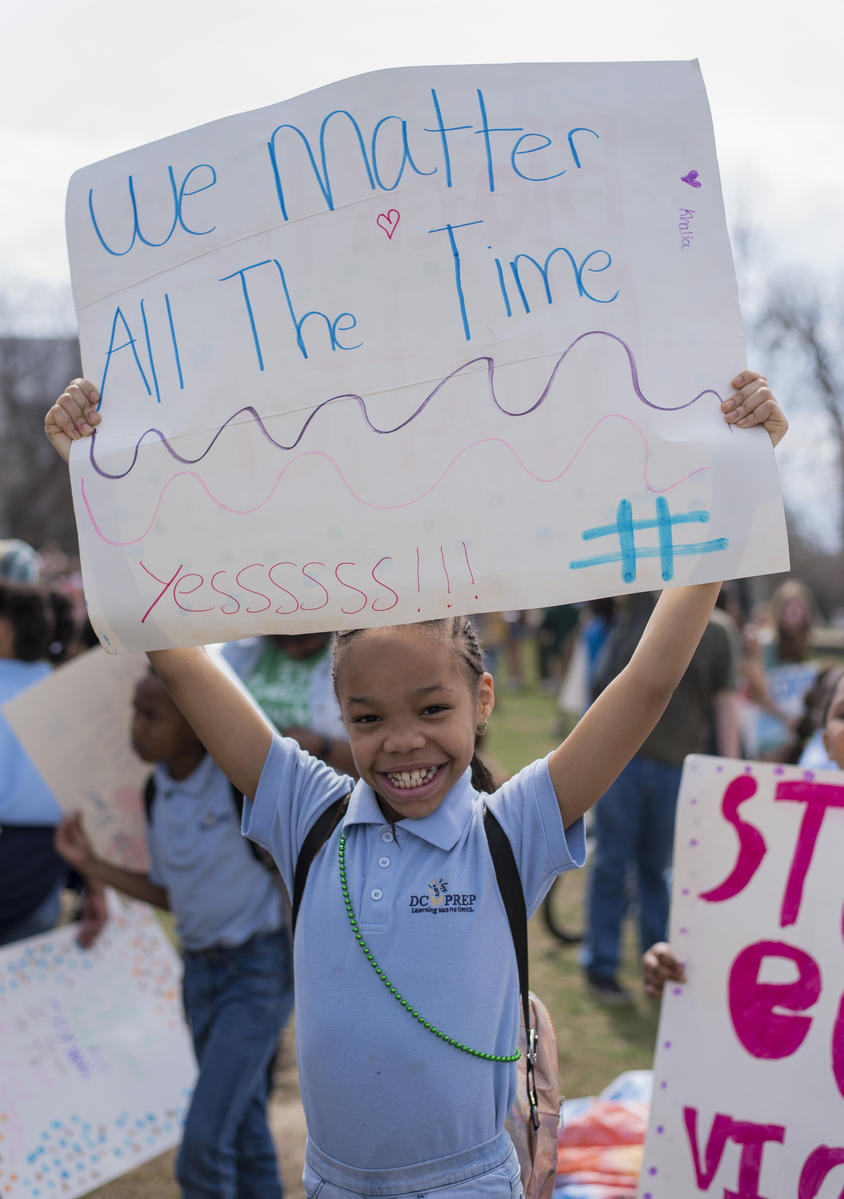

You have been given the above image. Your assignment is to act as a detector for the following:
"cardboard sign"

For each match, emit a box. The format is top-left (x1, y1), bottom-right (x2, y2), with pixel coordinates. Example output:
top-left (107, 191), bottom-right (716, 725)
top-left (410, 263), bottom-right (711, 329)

top-left (0, 898), bottom-right (195, 1198)
top-left (2, 644), bottom-right (270, 869)
top-left (2, 647), bottom-right (151, 869)
top-left (642, 756), bottom-right (844, 1198)
top-left (65, 61), bottom-right (789, 653)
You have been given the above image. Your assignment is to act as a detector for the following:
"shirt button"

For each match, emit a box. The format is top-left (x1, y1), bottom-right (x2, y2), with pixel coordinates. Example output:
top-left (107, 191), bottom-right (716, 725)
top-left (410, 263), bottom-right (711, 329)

top-left (370, 888), bottom-right (383, 901)
top-left (378, 857), bottom-right (390, 868)
top-left (381, 830), bottom-right (394, 843)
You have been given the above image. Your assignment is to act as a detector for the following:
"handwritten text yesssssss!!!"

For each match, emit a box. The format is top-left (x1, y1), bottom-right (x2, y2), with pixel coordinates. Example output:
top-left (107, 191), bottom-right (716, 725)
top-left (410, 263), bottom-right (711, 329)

top-left (136, 541), bottom-right (479, 626)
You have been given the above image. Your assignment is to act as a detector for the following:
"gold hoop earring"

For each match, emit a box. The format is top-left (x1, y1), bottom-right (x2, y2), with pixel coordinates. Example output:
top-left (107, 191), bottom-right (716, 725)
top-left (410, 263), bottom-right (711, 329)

top-left (475, 720), bottom-right (488, 736)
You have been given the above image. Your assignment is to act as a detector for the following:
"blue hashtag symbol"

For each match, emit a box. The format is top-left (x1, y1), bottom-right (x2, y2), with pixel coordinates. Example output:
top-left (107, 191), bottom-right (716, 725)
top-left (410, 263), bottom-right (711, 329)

top-left (570, 497), bottom-right (728, 583)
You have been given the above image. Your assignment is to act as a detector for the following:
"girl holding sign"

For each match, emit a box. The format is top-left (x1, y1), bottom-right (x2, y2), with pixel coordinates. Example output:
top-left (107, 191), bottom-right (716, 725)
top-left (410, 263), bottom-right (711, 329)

top-left (45, 372), bottom-right (786, 1198)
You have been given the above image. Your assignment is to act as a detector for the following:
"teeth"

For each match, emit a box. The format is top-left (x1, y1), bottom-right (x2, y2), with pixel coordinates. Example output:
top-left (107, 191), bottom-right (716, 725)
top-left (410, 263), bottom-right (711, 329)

top-left (386, 766), bottom-right (438, 789)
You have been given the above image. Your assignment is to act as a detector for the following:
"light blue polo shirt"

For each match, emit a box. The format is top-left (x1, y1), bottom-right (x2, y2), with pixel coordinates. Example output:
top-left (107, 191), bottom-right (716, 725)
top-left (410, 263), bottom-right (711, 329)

top-left (243, 735), bottom-right (585, 1171)
top-left (146, 753), bottom-right (283, 951)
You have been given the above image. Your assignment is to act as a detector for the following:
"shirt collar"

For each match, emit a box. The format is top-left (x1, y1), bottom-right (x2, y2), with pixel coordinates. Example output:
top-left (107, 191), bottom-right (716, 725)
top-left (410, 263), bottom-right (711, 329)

top-left (342, 767), bottom-right (478, 850)
top-left (154, 752), bottom-right (216, 797)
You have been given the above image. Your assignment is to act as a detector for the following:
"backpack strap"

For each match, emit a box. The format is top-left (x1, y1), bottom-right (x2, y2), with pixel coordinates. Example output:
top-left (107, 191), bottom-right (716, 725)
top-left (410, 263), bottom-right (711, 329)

top-left (226, 780), bottom-right (273, 869)
top-left (142, 774), bottom-right (156, 821)
top-left (291, 793), bottom-right (350, 936)
top-left (483, 805), bottom-right (540, 1131)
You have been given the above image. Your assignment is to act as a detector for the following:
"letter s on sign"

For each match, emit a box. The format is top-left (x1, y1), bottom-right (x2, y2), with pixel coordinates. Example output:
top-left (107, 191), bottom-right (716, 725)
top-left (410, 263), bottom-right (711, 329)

top-left (371, 556), bottom-right (399, 612)
top-left (699, 775), bottom-right (767, 904)
top-left (235, 563), bottom-right (273, 614)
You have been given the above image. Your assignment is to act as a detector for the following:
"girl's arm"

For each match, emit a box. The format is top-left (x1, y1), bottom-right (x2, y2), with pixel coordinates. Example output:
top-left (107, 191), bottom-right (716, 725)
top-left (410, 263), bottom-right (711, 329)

top-left (549, 370), bottom-right (787, 828)
top-left (45, 379), bottom-right (275, 798)
top-left (550, 581), bottom-right (720, 826)
top-left (55, 813), bottom-right (170, 910)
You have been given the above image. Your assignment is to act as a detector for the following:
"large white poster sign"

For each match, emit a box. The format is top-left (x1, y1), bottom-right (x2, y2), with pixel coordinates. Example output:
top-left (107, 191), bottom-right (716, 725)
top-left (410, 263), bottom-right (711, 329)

top-left (2, 647), bottom-right (152, 869)
top-left (0, 899), bottom-right (195, 1198)
top-left (641, 756), bottom-right (844, 1199)
top-left (66, 61), bottom-right (789, 653)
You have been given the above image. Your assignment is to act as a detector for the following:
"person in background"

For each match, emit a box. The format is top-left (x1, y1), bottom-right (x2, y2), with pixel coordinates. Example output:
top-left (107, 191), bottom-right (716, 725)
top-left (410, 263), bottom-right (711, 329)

top-left (740, 578), bottom-right (819, 761)
top-left (0, 538), bottom-right (41, 582)
top-left (46, 587), bottom-right (80, 665)
top-left (581, 590), bottom-right (740, 1004)
top-left (500, 610), bottom-right (528, 690)
top-left (557, 599), bottom-right (617, 728)
top-left (536, 605), bottom-right (580, 693)
top-left (783, 665), bottom-right (839, 769)
top-left (223, 633), bottom-right (356, 776)
top-left (642, 941), bottom-right (686, 999)
top-left (0, 577), bottom-right (106, 947)
top-left (55, 668), bottom-right (293, 1199)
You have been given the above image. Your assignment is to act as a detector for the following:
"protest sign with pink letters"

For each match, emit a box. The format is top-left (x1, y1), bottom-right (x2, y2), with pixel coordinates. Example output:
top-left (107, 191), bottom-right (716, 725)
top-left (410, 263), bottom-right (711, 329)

top-left (642, 755), bottom-right (844, 1199)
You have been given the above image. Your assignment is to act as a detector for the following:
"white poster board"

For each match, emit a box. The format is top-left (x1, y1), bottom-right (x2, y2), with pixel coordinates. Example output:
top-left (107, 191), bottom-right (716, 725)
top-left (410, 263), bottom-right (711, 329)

top-left (2, 645), bottom-right (266, 869)
top-left (2, 647), bottom-right (151, 869)
top-left (66, 61), bottom-right (789, 654)
top-left (0, 899), bottom-right (195, 1198)
top-left (642, 756), bottom-right (844, 1199)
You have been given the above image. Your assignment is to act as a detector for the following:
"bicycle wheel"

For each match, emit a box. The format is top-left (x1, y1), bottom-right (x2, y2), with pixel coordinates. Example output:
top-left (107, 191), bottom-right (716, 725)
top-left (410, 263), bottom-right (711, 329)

top-left (541, 873), bottom-right (583, 944)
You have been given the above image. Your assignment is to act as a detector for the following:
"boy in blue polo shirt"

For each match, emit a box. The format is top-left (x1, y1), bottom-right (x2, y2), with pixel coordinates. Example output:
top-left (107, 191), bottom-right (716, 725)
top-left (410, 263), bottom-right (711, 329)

top-left (55, 668), bottom-right (293, 1199)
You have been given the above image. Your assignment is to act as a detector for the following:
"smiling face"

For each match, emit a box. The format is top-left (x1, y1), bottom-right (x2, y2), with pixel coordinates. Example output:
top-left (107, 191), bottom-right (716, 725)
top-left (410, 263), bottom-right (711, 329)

top-left (335, 624), bottom-right (494, 822)
top-left (822, 670), bottom-right (844, 771)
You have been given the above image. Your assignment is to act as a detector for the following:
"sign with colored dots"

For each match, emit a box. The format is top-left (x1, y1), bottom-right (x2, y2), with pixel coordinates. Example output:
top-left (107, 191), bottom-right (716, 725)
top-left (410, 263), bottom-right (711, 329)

top-left (64, 62), bottom-right (789, 653)
top-left (0, 898), bottom-right (195, 1198)
top-left (641, 755), bottom-right (844, 1198)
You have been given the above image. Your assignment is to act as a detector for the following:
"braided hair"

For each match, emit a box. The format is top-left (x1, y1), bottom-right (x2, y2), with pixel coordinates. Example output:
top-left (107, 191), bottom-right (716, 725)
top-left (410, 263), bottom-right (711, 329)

top-left (332, 616), bottom-right (497, 794)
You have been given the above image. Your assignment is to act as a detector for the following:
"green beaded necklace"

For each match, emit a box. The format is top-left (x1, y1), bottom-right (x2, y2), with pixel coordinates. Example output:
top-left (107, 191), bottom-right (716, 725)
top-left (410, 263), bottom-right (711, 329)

top-left (338, 832), bottom-right (520, 1063)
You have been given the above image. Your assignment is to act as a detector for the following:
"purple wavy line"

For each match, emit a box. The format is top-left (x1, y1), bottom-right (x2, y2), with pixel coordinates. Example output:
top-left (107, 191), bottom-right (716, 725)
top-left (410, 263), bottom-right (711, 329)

top-left (88, 330), bottom-right (722, 480)
top-left (80, 414), bottom-right (709, 549)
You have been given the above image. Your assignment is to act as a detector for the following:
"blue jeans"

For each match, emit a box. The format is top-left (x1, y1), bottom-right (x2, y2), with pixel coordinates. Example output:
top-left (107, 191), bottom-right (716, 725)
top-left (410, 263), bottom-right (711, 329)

top-left (178, 929), bottom-right (294, 1199)
top-left (581, 755), bottom-right (682, 979)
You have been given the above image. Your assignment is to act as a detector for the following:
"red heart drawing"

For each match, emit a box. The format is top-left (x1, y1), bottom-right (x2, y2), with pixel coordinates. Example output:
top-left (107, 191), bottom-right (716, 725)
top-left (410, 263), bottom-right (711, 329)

top-left (377, 209), bottom-right (400, 239)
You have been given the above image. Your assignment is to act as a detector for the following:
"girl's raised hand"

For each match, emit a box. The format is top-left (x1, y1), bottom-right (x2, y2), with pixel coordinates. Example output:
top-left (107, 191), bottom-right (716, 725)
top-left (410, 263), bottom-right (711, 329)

top-left (44, 379), bottom-right (101, 463)
top-left (721, 371), bottom-right (788, 446)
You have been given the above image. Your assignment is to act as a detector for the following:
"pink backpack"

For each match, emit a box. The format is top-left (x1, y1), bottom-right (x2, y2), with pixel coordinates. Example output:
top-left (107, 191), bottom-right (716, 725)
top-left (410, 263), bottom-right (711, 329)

top-left (505, 990), bottom-right (561, 1199)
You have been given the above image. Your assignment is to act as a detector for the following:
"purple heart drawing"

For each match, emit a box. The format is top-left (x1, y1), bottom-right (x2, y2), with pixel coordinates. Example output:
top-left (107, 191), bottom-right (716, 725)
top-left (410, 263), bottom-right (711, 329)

top-left (681, 170), bottom-right (702, 188)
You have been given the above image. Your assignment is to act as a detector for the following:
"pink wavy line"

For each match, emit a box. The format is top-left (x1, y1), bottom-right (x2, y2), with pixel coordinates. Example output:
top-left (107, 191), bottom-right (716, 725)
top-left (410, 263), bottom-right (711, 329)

top-left (81, 413), bottom-right (708, 548)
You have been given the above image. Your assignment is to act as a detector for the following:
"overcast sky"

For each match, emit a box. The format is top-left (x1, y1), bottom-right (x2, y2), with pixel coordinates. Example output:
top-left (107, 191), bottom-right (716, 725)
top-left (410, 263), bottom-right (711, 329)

top-left (4, 0), bottom-right (842, 308)
top-left (3, 0), bottom-right (842, 546)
